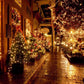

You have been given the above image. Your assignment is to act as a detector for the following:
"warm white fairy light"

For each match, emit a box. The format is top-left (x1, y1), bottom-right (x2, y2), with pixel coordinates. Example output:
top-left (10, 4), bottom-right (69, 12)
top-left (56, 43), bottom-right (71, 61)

top-left (70, 47), bottom-right (73, 50)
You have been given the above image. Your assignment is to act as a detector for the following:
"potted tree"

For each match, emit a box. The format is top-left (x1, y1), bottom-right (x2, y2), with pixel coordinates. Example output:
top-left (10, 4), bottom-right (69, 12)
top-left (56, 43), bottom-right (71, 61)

top-left (9, 31), bottom-right (29, 74)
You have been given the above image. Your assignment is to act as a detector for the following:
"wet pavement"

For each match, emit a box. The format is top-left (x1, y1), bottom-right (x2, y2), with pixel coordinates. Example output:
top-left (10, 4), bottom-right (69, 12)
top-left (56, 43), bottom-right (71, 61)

top-left (0, 53), bottom-right (49, 84)
top-left (30, 47), bottom-right (84, 84)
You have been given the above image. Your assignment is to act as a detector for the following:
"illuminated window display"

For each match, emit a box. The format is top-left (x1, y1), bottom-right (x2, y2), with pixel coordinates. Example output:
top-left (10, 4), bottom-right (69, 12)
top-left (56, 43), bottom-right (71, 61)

top-left (25, 19), bottom-right (31, 37)
top-left (11, 7), bottom-right (21, 37)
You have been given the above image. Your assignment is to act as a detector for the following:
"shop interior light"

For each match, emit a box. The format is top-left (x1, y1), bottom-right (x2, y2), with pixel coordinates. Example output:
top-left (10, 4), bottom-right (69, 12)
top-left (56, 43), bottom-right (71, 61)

top-left (70, 47), bottom-right (73, 50)
top-left (70, 38), bottom-right (73, 41)
top-left (71, 31), bottom-right (73, 34)
top-left (61, 42), bottom-right (66, 45)
top-left (27, 40), bottom-right (30, 44)
top-left (44, 33), bottom-right (48, 36)
top-left (54, 41), bottom-right (56, 44)
top-left (66, 44), bottom-right (68, 47)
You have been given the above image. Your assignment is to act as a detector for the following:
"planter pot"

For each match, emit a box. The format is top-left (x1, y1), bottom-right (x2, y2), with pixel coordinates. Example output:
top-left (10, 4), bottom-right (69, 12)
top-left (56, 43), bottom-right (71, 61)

top-left (46, 48), bottom-right (50, 52)
top-left (11, 63), bottom-right (24, 74)
top-left (29, 58), bottom-right (35, 65)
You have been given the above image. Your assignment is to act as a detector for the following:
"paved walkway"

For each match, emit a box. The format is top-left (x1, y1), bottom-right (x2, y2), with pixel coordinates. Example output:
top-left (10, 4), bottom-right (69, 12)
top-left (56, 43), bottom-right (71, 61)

top-left (30, 47), bottom-right (84, 84)
top-left (0, 53), bottom-right (49, 84)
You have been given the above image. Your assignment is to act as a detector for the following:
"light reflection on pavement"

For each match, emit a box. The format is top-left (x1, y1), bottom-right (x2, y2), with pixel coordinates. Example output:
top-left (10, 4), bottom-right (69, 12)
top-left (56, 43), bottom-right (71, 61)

top-left (31, 47), bottom-right (84, 84)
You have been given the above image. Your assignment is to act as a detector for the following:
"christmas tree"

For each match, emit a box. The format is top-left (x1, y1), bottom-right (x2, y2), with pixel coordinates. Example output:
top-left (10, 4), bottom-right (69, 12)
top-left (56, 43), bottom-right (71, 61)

top-left (26, 34), bottom-right (39, 58)
top-left (26, 30), bottom-right (51, 59)
top-left (54, 0), bottom-right (84, 30)
top-left (9, 31), bottom-right (29, 66)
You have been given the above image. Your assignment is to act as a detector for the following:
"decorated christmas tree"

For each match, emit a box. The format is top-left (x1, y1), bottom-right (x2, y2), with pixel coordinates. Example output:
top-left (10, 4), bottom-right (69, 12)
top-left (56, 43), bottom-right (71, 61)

top-left (9, 31), bottom-right (29, 66)
top-left (26, 34), bottom-right (38, 59)
top-left (26, 30), bottom-right (51, 59)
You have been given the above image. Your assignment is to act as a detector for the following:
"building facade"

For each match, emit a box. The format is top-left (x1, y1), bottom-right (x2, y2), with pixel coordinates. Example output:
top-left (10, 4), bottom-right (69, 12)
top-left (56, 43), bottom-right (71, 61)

top-left (0, 0), bottom-right (33, 72)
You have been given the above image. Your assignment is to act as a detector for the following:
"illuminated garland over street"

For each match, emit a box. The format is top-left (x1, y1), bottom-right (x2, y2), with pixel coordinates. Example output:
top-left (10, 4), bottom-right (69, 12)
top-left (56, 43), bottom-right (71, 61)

top-left (54, 0), bottom-right (84, 30)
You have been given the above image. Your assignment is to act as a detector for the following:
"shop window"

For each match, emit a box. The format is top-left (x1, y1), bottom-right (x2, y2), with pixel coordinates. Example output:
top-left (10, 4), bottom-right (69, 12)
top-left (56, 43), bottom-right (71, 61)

top-left (11, 7), bottom-right (21, 38)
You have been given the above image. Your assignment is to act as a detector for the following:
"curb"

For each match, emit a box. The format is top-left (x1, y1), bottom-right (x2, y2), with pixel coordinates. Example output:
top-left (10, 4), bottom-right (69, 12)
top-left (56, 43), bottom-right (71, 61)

top-left (24, 53), bottom-right (49, 84)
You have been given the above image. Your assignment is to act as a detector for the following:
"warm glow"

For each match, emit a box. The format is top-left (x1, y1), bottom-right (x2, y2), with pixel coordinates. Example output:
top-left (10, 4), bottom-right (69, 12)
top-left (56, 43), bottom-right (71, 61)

top-left (54, 41), bottom-right (56, 44)
top-left (0, 56), bottom-right (1, 60)
top-left (61, 42), bottom-right (66, 45)
top-left (80, 31), bottom-right (82, 34)
top-left (44, 33), bottom-right (48, 36)
top-left (69, 29), bottom-right (75, 35)
top-left (70, 47), bottom-right (73, 50)
top-left (70, 38), bottom-right (73, 41)
top-left (69, 38), bottom-right (76, 43)
top-left (27, 40), bottom-right (30, 44)
top-left (41, 28), bottom-right (49, 34)
top-left (68, 65), bottom-right (77, 78)
top-left (66, 44), bottom-right (68, 47)
top-left (52, 16), bottom-right (55, 20)
top-left (71, 31), bottom-right (73, 34)
top-left (15, 0), bottom-right (22, 7)
top-left (11, 7), bottom-right (21, 26)
top-left (70, 29), bottom-right (74, 34)
top-left (0, 52), bottom-right (1, 55)
top-left (26, 19), bottom-right (31, 37)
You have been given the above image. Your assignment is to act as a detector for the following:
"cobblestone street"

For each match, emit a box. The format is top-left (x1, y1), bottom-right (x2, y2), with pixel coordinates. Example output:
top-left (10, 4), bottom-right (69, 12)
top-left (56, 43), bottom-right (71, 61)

top-left (31, 47), bottom-right (84, 84)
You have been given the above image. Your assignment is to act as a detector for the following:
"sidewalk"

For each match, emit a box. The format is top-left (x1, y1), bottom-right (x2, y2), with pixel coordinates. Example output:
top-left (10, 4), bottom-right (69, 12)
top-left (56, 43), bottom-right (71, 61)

top-left (30, 49), bottom-right (84, 84)
top-left (0, 53), bottom-right (50, 84)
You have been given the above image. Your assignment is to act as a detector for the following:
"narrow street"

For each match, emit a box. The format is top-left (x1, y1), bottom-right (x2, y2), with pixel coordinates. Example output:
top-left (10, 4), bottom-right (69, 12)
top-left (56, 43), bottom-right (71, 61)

top-left (31, 47), bottom-right (84, 84)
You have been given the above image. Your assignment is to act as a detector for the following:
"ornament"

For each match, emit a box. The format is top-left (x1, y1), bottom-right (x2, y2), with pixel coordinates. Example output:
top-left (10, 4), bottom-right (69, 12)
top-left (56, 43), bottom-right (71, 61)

top-left (31, 49), bottom-right (34, 52)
